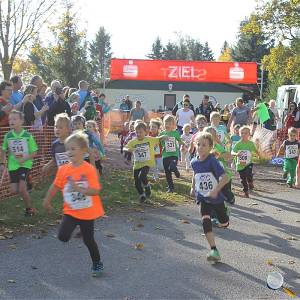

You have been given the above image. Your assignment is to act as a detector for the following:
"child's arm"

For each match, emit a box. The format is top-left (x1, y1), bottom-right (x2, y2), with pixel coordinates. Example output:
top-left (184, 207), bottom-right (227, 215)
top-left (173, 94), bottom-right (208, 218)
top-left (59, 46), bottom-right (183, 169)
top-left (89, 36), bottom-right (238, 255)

top-left (190, 172), bottom-right (195, 196)
top-left (43, 184), bottom-right (59, 213)
top-left (276, 142), bottom-right (284, 157)
top-left (42, 159), bottom-right (56, 175)
top-left (208, 174), bottom-right (229, 199)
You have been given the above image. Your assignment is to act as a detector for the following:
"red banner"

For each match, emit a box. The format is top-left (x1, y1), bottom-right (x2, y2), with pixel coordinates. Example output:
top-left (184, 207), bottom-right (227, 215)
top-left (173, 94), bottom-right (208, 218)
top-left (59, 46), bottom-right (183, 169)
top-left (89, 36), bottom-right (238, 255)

top-left (110, 59), bottom-right (257, 84)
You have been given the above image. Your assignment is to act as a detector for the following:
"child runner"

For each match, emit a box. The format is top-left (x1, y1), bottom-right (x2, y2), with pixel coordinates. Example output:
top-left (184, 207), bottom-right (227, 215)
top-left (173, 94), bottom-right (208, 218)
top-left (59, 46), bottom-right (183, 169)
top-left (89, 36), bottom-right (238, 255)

top-left (118, 121), bottom-right (129, 154)
top-left (276, 127), bottom-right (299, 187)
top-left (181, 123), bottom-right (192, 172)
top-left (232, 126), bottom-right (260, 197)
top-left (189, 114), bottom-right (208, 157)
top-left (123, 121), bottom-right (136, 164)
top-left (124, 122), bottom-right (162, 202)
top-left (42, 113), bottom-right (71, 175)
top-left (86, 120), bottom-right (105, 175)
top-left (210, 111), bottom-right (230, 147)
top-left (149, 118), bottom-right (163, 181)
top-left (0, 110), bottom-right (38, 216)
top-left (43, 132), bottom-right (104, 277)
top-left (190, 132), bottom-right (229, 262)
top-left (159, 115), bottom-right (185, 193)
top-left (204, 126), bottom-right (235, 205)
top-left (230, 124), bottom-right (241, 151)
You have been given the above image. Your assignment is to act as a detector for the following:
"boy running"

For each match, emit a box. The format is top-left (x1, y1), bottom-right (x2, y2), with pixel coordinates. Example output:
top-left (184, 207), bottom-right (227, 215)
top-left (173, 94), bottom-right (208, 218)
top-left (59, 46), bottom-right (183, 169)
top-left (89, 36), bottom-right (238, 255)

top-left (276, 127), bottom-right (299, 187)
top-left (210, 112), bottom-right (230, 147)
top-left (232, 126), bottom-right (260, 197)
top-left (190, 132), bottom-right (229, 262)
top-left (0, 110), bottom-right (38, 216)
top-left (43, 132), bottom-right (104, 277)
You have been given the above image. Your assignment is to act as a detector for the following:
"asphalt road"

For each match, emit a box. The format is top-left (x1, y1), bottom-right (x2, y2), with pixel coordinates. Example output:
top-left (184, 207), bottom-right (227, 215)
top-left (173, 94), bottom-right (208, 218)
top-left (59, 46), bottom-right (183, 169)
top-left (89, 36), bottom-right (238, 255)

top-left (0, 179), bottom-right (300, 300)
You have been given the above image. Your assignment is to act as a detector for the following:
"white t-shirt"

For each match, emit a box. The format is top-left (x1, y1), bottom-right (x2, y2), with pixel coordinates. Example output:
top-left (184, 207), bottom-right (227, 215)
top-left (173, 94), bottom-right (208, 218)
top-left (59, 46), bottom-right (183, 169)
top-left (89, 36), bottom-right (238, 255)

top-left (177, 108), bottom-right (194, 127)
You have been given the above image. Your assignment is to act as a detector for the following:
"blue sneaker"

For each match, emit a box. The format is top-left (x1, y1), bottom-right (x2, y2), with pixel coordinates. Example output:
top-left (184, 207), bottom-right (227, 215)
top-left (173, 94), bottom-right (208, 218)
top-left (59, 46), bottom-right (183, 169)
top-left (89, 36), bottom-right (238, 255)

top-left (92, 262), bottom-right (104, 277)
top-left (211, 218), bottom-right (220, 227)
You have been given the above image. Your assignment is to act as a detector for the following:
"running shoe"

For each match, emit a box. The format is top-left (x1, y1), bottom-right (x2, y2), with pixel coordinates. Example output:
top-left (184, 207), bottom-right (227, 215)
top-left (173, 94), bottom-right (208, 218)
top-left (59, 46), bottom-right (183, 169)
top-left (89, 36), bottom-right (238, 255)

top-left (166, 188), bottom-right (174, 193)
top-left (139, 194), bottom-right (146, 203)
top-left (207, 249), bottom-right (221, 262)
top-left (24, 208), bottom-right (35, 217)
top-left (145, 185), bottom-right (151, 198)
top-left (92, 262), bottom-right (104, 277)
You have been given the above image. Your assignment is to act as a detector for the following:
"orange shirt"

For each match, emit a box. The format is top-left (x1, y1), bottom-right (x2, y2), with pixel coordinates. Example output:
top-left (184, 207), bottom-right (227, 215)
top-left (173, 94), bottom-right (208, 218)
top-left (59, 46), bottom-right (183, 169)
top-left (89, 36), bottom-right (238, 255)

top-left (54, 161), bottom-right (104, 220)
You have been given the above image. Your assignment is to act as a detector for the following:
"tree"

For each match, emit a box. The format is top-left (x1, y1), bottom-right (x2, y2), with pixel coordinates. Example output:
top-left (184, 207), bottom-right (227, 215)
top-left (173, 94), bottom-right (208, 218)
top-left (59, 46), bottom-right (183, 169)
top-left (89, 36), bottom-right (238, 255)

top-left (186, 38), bottom-right (204, 60)
top-left (89, 26), bottom-right (112, 86)
top-left (218, 41), bottom-right (232, 61)
top-left (29, 3), bottom-right (91, 87)
top-left (0, 0), bottom-right (56, 80)
top-left (147, 37), bottom-right (163, 59)
top-left (202, 42), bottom-right (214, 61)
top-left (231, 19), bottom-right (271, 62)
top-left (162, 41), bottom-right (178, 60)
top-left (12, 55), bottom-right (36, 82)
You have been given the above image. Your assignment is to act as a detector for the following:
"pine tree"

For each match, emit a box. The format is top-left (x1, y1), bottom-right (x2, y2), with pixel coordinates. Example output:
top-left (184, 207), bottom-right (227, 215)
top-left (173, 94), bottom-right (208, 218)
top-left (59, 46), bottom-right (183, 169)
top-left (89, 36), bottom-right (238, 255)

top-left (147, 37), bottom-right (163, 59)
top-left (162, 42), bottom-right (178, 60)
top-left (202, 42), bottom-right (214, 61)
top-left (89, 26), bottom-right (112, 85)
top-left (218, 41), bottom-right (232, 62)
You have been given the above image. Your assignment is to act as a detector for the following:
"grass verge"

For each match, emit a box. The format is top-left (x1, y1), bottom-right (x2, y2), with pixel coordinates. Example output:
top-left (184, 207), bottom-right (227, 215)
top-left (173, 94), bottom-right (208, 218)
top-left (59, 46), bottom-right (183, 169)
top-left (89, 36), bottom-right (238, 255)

top-left (0, 169), bottom-right (192, 238)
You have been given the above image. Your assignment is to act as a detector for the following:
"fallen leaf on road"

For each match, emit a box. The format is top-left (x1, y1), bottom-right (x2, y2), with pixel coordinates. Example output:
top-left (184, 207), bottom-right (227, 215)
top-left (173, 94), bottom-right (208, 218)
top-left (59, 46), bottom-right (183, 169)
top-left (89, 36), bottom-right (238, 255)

top-left (9, 244), bottom-right (17, 250)
top-left (134, 243), bottom-right (144, 250)
top-left (7, 280), bottom-right (16, 283)
top-left (155, 226), bottom-right (163, 230)
top-left (0, 235), bottom-right (6, 240)
top-left (267, 259), bottom-right (274, 266)
top-left (47, 223), bottom-right (56, 226)
top-left (134, 208), bottom-right (145, 213)
top-left (180, 219), bottom-right (190, 224)
top-left (276, 208), bottom-right (283, 211)
top-left (286, 236), bottom-right (298, 241)
top-left (31, 265), bottom-right (38, 270)
top-left (288, 260), bottom-right (296, 265)
top-left (248, 202), bottom-right (258, 206)
top-left (136, 223), bottom-right (144, 228)
top-left (282, 287), bottom-right (297, 298)
top-left (105, 233), bottom-right (115, 238)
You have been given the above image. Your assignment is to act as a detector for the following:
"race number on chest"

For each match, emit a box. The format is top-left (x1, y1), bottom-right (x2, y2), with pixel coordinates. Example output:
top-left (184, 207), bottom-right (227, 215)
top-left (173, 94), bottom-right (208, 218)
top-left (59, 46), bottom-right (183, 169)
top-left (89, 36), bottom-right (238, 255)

top-left (8, 138), bottom-right (28, 157)
top-left (55, 152), bottom-right (70, 166)
top-left (64, 180), bottom-right (92, 210)
top-left (285, 144), bottom-right (299, 159)
top-left (134, 143), bottom-right (150, 162)
top-left (237, 150), bottom-right (251, 165)
top-left (195, 172), bottom-right (218, 197)
top-left (165, 137), bottom-right (176, 152)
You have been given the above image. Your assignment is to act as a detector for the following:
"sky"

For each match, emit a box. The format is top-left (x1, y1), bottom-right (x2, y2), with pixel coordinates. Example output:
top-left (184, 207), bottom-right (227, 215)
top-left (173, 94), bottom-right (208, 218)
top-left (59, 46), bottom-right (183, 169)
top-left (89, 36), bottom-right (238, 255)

top-left (74, 0), bottom-right (257, 59)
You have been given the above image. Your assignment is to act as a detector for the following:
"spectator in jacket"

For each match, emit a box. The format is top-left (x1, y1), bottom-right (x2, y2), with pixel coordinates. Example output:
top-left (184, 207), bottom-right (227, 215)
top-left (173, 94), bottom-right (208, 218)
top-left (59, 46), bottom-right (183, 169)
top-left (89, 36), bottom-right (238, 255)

top-left (10, 75), bottom-right (23, 105)
top-left (195, 95), bottom-right (214, 122)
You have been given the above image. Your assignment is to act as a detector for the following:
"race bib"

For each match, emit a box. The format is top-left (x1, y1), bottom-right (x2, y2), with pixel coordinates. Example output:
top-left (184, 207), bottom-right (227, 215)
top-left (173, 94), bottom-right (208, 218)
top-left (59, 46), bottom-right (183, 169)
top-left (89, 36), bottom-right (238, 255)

top-left (8, 138), bottom-right (28, 158)
top-left (165, 137), bottom-right (176, 152)
top-left (285, 144), bottom-right (299, 158)
top-left (64, 180), bottom-right (92, 210)
top-left (55, 152), bottom-right (70, 166)
top-left (195, 172), bottom-right (218, 197)
top-left (134, 143), bottom-right (151, 162)
top-left (237, 150), bottom-right (251, 165)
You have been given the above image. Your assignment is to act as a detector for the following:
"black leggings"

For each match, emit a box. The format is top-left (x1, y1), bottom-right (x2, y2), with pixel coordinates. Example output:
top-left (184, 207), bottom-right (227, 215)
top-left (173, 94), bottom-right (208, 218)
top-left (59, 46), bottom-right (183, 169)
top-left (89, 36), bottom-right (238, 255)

top-left (134, 166), bottom-right (150, 195)
top-left (163, 156), bottom-right (178, 190)
top-left (238, 163), bottom-right (253, 192)
top-left (58, 214), bottom-right (101, 263)
top-left (222, 180), bottom-right (235, 203)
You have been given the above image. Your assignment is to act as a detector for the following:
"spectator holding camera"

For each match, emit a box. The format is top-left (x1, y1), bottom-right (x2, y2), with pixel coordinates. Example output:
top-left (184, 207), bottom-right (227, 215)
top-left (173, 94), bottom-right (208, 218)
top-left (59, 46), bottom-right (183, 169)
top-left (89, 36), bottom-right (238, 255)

top-left (47, 86), bottom-right (71, 126)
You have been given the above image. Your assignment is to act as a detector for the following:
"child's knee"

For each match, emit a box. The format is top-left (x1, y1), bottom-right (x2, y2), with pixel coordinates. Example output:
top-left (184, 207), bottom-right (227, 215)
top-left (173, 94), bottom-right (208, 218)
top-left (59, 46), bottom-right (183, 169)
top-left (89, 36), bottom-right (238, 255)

top-left (202, 215), bottom-right (212, 234)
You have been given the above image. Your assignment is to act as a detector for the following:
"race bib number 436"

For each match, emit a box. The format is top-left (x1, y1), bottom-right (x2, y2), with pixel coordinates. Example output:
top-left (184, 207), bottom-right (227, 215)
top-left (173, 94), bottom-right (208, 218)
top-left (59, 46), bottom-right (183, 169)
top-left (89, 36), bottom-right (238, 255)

top-left (64, 180), bottom-right (92, 210)
top-left (165, 137), bottom-right (176, 152)
top-left (285, 145), bottom-right (299, 159)
top-left (194, 172), bottom-right (218, 197)
top-left (134, 143), bottom-right (151, 162)
top-left (8, 139), bottom-right (28, 157)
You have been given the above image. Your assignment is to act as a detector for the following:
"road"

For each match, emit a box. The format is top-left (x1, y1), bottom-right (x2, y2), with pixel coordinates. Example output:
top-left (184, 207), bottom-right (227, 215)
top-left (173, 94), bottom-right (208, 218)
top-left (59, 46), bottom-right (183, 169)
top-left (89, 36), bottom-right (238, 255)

top-left (0, 178), bottom-right (299, 299)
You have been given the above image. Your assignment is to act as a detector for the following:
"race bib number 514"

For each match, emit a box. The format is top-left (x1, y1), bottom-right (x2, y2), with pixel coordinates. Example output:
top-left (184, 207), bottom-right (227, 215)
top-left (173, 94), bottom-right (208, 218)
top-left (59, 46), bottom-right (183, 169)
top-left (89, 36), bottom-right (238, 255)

top-left (8, 139), bottom-right (28, 157)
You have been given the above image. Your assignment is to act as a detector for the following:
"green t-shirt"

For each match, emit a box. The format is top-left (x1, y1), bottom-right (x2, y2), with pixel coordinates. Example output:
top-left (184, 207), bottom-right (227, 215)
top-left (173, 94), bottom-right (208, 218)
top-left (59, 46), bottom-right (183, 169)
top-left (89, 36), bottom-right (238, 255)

top-left (159, 130), bottom-right (182, 159)
top-left (214, 143), bottom-right (232, 179)
top-left (233, 140), bottom-right (257, 171)
top-left (127, 136), bottom-right (159, 170)
top-left (2, 129), bottom-right (38, 171)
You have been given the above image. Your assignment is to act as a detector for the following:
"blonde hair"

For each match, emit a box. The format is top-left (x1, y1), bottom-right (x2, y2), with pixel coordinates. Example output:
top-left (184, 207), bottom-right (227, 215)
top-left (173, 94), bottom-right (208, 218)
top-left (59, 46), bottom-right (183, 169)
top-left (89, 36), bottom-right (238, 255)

top-left (235, 97), bottom-right (243, 105)
top-left (163, 115), bottom-right (175, 124)
top-left (210, 111), bottom-right (221, 121)
top-left (135, 121), bottom-right (147, 131)
top-left (183, 123), bottom-right (191, 131)
top-left (288, 127), bottom-right (297, 135)
top-left (65, 132), bottom-right (88, 150)
top-left (195, 132), bottom-right (214, 147)
top-left (239, 126), bottom-right (251, 134)
top-left (9, 110), bottom-right (24, 120)
top-left (150, 118), bottom-right (162, 129)
top-left (54, 113), bottom-right (71, 129)
top-left (195, 114), bottom-right (207, 122)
